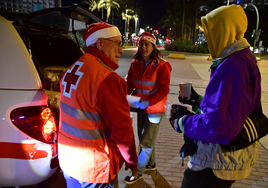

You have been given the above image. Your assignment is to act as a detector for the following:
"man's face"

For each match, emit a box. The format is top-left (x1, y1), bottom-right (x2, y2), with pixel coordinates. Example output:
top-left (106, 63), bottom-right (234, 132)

top-left (101, 36), bottom-right (123, 64)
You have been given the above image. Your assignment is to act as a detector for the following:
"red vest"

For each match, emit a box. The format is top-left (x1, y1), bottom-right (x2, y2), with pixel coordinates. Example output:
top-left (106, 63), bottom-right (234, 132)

top-left (132, 59), bottom-right (168, 114)
top-left (58, 53), bottom-right (121, 183)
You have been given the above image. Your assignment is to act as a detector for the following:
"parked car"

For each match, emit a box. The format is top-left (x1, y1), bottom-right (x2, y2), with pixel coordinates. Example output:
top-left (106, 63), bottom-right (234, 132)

top-left (0, 5), bottom-right (102, 187)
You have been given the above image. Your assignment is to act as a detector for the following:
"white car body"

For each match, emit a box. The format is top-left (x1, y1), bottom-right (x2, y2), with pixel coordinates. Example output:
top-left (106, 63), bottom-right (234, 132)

top-left (0, 15), bottom-right (57, 187)
top-left (0, 5), bottom-right (102, 187)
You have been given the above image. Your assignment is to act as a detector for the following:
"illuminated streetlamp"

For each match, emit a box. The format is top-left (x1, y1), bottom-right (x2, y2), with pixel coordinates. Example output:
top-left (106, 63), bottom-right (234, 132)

top-left (245, 3), bottom-right (259, 53)
top-left (135, 15), bottom-right (138, 36)
top-left (122, 9), bottom-right (136, 45)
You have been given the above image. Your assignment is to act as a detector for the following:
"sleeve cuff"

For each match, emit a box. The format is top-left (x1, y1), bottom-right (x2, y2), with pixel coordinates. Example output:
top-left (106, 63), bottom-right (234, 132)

top-left (192, 95), bottom-right (203, 112)
top-left (178, 116), bottom-right (186, 133)
top-left (198, 95), bottom-right (203, 104)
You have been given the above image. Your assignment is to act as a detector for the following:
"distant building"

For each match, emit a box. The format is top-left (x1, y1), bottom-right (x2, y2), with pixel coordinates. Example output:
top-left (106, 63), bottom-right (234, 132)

top-left (0, 0), bottom-right (61, 13)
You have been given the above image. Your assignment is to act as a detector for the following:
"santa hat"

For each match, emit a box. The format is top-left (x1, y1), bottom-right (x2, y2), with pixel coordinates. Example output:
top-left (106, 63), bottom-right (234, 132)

top-left (139, 32), bottom-right (156, 45)
top-left (83, 22), bottom-right (121, 47)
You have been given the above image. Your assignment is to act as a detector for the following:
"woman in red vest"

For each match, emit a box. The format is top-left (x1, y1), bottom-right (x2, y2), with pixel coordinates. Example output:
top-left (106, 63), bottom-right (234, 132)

top-left (124, 32), bottom-right (172, 184)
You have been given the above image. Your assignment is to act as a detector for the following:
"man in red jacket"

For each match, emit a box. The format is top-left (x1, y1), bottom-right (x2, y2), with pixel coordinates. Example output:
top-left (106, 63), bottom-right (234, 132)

top-left (58, 22), bottom-right (138, 188)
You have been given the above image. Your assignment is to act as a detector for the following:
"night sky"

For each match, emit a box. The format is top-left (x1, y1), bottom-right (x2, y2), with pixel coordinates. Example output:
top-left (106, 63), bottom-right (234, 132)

top-left (61, 0), bottom-right (168, 31)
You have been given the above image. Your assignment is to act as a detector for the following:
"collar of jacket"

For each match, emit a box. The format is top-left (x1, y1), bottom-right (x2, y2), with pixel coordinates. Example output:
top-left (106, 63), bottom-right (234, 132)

top-left (139, 57), bottom-right (159, 66)
top-left (85, 46), bottom-right (119, 71)
top-left (210, 38), bottom-right (250, 70)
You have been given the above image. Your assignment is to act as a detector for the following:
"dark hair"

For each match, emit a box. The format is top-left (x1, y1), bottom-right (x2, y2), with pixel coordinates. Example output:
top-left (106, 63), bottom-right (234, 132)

top-left (133, 43), bottom-right (163, 60)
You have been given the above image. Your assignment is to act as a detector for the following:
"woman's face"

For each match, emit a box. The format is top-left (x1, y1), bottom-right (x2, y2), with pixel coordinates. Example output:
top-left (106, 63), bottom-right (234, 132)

top-left (139, 40), bottom-right (154, 59)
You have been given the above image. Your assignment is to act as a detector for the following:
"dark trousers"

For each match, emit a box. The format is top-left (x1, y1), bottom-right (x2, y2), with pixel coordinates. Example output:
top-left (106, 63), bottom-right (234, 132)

top-left (181, 168), bottom-right (235, 188)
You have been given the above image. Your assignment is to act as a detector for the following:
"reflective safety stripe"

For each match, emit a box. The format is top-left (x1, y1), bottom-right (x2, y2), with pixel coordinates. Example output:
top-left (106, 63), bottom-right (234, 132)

top-left (143, 80), bottom-right (157, 87)
top-left (134, 79), bottom-right (141, 85)
top-left (61, 121), bottom-right (110, 140)
top-left (61, 102), bottom-right (103, 122)
top-left (134, 79), bottom-right (157, 87)
top-left (136, 88), bottom-right (158, 95)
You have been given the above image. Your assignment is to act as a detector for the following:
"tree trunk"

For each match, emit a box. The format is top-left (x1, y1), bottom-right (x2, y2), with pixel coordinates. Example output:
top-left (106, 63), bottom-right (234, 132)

top-left (181, 0), bottom-right (185, 40)
top-left (112, 11), bottom-right (114, 25)
top-left (193, 0), bottom-right (198, 43)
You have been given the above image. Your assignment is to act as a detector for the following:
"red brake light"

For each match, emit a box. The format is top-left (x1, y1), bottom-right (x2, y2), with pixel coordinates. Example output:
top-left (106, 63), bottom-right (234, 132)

top-left (11, 106), bottom-right (57, 144)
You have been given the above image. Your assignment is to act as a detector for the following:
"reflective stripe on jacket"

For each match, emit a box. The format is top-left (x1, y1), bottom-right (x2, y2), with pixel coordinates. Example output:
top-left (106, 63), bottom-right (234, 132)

top-left (58, 53), bottom-right (121, 183)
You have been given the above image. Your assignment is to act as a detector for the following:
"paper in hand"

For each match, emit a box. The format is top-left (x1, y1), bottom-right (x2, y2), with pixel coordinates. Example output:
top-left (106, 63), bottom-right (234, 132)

top-left (127, 95), bottom-right (141, 108)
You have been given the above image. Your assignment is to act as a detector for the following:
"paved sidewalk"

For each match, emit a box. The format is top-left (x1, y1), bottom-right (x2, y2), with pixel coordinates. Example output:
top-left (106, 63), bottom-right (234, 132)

top-left (118, 56), bottom-right (268, 188)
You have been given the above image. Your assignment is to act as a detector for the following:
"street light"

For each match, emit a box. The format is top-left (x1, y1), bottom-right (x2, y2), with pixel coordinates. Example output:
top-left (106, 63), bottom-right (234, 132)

top-left (135, 15), bottom-right (138, 36)
top-left (122, 9), bottom-right (136, 46)
top-left (245, 3), bottom-right (259, 53)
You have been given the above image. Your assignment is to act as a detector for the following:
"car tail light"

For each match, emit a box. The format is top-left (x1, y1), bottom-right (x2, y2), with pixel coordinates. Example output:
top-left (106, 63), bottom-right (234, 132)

top-left (10, 106), bottom-right (57, 144)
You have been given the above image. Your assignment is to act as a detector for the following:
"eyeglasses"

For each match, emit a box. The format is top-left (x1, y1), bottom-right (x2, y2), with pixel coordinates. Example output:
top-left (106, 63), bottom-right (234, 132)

top-left (103, 39), bottom-right (123, 50)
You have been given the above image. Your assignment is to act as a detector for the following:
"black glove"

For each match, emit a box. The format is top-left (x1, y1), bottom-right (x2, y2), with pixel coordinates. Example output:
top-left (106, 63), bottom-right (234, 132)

top-left (179, 134), bottom-right (198, 166)
top-left (180, 134), bottom-right (198, 157)
top-left (169, 105), bottom-right (192, 133)
top-left (179, 86), bottom-right (199, 106)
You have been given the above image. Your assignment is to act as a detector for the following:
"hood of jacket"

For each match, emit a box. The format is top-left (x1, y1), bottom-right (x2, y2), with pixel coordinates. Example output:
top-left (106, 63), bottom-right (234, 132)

top-left (201, 5), bottom-right (248, 59)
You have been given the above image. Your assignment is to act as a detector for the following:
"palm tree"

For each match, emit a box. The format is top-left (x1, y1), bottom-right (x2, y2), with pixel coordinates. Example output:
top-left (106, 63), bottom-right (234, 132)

top-left (160, 1), bottom-right (182, 40)
top-left (124, 0), bottom-right (143, 18)
top-left (161, 0), bottom-right (185, 40)
top-left (192, 0), bottom-right (226, 42)
top-left (121, 0), bottom-right (143, 36)
top-left (182, 0), bottom-right (185, 40)
top-left (82, 0), bottom-right (120, 23)
top-left (101, 0), bottom-right (120, 23)
top-left (82, 0), bottom-right (100, 17)
top-left (109, 0), bottom-right (126, 25)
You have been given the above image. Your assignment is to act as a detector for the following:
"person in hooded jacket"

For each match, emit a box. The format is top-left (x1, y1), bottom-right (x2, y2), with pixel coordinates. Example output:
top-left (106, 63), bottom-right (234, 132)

top-left (58, 22), bottom-right (138, 188)
top-left (171, 5), bottom-right (261, 188)
top-left (124, 32), bottom-right (172, 184)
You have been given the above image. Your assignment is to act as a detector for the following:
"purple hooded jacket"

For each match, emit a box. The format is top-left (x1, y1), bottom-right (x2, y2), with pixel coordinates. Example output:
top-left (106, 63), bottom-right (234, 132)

top-left (182, 48), bottom-right (261, 145)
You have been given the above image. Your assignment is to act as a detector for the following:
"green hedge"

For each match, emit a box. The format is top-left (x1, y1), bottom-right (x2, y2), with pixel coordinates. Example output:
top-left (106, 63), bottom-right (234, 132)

top-left (165, 39), bottom-right (209, 53)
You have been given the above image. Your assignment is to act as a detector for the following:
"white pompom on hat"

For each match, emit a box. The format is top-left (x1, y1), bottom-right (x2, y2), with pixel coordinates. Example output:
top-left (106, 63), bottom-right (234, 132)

top-left (83, 22), bottom-right (121, 47)
top-left (139, 32), bottom-right (156, 45)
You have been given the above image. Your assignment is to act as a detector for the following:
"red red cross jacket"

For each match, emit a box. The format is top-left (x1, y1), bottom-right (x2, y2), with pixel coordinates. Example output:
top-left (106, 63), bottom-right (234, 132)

top-left (58, 52), bottom-right (137, 183)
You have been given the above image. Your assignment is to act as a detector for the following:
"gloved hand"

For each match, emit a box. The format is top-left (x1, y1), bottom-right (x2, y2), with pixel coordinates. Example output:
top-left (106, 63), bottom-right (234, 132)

top-left (169, 105), bottom-right (193, 133)
top-left (170, 119), bottom-right (182, 133)
top-left (179, 86), bottom-right (199, 106)
top-left (180, 134), bottom-right (198, 157)
top-left (133, 100), bottom-right (150, 109)
top-left (179, 134), bottom-right (198, 166)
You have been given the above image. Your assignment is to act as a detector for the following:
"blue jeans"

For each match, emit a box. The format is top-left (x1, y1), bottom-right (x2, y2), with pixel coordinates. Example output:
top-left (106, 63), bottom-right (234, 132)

top-left (63, 171), bottom-right (118, 188)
